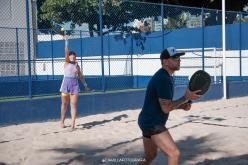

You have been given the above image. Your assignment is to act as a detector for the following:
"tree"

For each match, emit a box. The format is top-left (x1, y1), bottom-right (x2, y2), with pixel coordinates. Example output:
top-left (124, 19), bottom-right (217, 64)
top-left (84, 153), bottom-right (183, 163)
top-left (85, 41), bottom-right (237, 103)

top-left (37, 0), bottom-right (51, 30)
top-left (37, 0), bottom-right (248, 36)
top-left (37, 0), bottom-right (162, 36)
top-left (141, 0), bottom-right (248, 12)
top-left (38, 0), bottom-right (138, 36)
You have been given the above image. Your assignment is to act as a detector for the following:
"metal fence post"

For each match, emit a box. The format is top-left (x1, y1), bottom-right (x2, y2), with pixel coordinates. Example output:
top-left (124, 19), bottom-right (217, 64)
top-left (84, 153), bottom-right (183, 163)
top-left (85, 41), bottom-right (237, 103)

top-left (50, 30), bottom-right (54, 80)
top-left (99, 0), bottom-right (105, 91)
top-left (239, 12), bottom-right (242, 77)
top-left (80, 30), bottom-right (83, 71)
top-left (161, 3), bottom-right (164, 50)
top-left (16, 28), bottom-right (20, 80)
top-left (25, 0), bottom-right (32, 98)
top-left (201, 7), bottom-right (205, 71)
top-left (108, 33), bottom-right (110, 76)
top-left (130, 32), bottom-right (134, 88)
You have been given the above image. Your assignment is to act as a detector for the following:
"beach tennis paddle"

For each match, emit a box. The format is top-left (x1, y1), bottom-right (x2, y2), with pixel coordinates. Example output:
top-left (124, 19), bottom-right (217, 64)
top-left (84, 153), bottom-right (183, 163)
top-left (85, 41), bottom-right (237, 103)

top-left (189, 70), bottom-right (211, 95)
top-left (186, 70), bottom-right (211, 104)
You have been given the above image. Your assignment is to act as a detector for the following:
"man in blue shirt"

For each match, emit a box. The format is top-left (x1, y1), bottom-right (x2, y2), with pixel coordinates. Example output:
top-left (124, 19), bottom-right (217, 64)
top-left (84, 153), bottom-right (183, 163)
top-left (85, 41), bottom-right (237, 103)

top-left (138, 47), bottom-right (201, 165)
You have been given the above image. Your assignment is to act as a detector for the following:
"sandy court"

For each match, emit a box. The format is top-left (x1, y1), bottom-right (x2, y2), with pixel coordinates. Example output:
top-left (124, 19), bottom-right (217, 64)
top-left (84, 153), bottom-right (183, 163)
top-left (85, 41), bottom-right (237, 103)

top-left (0, 96), bottom-right (248, 165)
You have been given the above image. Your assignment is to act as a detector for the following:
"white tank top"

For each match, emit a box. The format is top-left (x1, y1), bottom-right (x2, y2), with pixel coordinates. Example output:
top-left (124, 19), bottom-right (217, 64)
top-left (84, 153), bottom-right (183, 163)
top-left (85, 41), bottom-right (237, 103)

top-left (64, 63), bottom-right (78, 78)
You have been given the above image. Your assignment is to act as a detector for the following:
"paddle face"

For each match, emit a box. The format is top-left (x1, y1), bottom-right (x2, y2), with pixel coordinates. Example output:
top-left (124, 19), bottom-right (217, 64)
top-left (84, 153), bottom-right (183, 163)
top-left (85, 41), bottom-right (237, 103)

top-left (189, 70), bottom-right (211, 95)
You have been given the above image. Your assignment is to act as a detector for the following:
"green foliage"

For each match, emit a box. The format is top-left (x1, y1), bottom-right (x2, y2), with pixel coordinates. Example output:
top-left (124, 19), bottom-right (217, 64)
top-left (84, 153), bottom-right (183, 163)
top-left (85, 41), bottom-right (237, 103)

top-left (37, 0), bottom-right (162, 36)
top-left (37, 0), bottom-right (248, 35)
top-left (38, 0), bottom-right (121, 36)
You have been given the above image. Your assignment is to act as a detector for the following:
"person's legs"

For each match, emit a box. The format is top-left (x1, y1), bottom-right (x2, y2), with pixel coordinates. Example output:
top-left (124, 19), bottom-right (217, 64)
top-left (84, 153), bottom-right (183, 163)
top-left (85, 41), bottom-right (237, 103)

top-left (151, 130), bottom-right (180, 165)
top-left (60, 93), bottom-right (70, 127)
top-left (70, 94), bottom-right (78, 129)
top-left (139, 137), bottom-right (158, 165)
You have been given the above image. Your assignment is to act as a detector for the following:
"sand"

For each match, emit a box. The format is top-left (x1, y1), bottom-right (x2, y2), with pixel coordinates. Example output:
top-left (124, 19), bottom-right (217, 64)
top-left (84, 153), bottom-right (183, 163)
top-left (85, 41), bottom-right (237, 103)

top-left (1, 96), bottom-right (248, 165)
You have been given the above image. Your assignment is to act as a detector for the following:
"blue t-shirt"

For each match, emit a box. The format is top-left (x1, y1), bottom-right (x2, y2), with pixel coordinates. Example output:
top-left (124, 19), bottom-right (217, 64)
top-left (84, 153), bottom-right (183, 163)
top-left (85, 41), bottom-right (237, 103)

top-left (138, 68), bottom-right (174, 129)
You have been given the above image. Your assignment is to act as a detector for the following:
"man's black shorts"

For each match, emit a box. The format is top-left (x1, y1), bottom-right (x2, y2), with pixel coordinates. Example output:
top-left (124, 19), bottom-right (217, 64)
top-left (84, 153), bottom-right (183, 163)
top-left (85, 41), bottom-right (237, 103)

top-left (140, 125), bottom-right (168, 138)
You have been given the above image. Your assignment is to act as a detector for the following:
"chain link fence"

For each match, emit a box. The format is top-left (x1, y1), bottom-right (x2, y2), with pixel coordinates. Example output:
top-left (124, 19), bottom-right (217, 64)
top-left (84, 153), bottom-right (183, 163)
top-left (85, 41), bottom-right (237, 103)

top-left (0, 0), bottom-right (248, 99)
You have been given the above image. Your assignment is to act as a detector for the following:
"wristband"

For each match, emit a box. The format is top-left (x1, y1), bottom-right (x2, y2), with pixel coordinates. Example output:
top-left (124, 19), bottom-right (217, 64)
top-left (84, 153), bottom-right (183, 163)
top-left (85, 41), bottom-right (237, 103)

top-left (65, 40), bottom-right (69, 47)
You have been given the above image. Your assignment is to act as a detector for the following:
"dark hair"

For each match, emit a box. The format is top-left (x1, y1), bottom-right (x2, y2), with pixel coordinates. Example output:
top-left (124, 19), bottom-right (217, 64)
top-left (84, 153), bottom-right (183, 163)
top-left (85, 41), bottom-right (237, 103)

top-left (69, 51), bottom-right (76, 56)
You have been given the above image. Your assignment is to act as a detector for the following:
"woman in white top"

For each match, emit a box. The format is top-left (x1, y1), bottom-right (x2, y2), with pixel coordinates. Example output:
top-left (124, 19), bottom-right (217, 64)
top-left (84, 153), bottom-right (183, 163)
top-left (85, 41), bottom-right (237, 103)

top-left (60, 35), bottom-right (90, 130)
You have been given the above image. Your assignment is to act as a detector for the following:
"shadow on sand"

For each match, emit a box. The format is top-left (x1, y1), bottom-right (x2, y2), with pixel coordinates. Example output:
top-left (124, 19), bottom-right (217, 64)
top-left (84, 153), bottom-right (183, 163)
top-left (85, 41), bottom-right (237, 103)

top-left (37, 134), bottom-right (247, 165)
top-left (77, 114), bottom-right (128, 129)
top-left (37, 113), bottom-right (248, 165)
